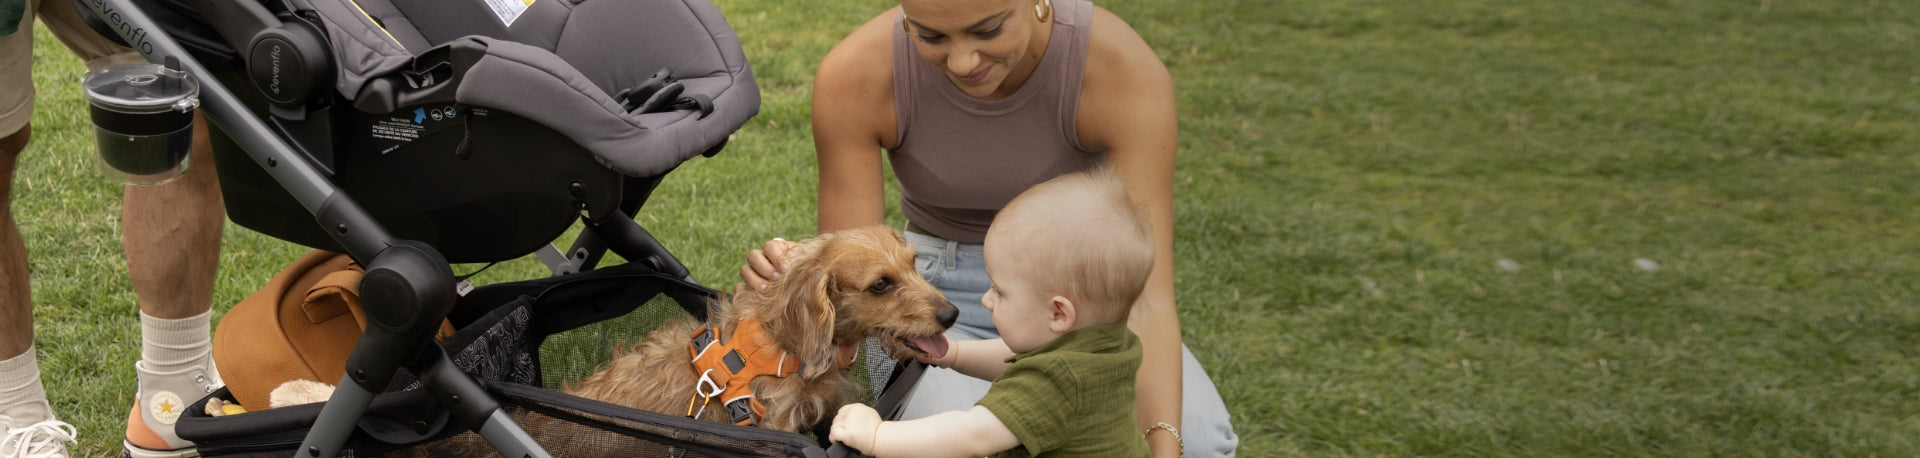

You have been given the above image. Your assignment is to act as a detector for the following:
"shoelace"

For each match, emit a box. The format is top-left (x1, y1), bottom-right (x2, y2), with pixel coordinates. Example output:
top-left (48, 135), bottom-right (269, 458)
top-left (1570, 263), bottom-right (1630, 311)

top-left (1, 419), bottom-right (77, 458)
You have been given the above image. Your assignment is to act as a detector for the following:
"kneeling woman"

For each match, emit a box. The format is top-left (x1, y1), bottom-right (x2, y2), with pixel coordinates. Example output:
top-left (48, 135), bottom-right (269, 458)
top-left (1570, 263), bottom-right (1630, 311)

top-left (741, 0), bottom-right (1239, 455)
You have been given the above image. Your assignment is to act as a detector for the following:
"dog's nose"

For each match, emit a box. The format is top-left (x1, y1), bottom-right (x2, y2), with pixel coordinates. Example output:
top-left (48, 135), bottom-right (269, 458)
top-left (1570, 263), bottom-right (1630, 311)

top-left (935, 301), bottom-right (959, 328)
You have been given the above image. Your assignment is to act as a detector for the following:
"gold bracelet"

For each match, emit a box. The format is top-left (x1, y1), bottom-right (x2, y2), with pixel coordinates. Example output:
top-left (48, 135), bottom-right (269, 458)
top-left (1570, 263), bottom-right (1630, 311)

top-left (1143, 422), bottom-right (1184, 457)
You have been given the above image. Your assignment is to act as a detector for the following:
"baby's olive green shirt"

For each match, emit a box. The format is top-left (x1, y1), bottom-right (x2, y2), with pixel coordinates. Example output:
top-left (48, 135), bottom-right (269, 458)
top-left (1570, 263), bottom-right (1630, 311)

top-left (978, 322), bottom-right (1148, 458)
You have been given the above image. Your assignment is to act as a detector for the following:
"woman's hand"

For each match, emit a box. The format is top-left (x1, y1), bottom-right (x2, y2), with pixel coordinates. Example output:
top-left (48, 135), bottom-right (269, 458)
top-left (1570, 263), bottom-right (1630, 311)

top-left (741, 238), bottom-right (800, 291)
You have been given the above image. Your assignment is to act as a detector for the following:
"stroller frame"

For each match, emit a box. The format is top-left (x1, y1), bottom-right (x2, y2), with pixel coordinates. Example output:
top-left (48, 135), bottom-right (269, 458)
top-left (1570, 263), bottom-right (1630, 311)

top-left (76, 0), bottom-right (714, 456)
top-left (80, 0), bottom-right (929, 455)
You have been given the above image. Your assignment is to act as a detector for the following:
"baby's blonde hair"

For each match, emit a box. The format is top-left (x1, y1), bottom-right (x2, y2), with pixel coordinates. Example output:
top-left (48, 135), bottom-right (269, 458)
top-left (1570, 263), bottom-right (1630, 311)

top-left (990, 168), bottom-right (1155, 325)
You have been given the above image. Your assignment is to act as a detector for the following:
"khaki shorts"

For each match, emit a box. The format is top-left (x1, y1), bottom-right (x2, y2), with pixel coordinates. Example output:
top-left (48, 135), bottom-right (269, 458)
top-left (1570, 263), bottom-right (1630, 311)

top-left (1, 0), bottom-right (145, 137)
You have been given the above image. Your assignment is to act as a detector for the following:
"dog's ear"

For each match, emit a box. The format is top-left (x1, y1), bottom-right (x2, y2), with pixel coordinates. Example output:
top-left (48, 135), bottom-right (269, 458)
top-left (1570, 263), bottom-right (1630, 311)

top-left (767, 257), bottom-right (841, 379)
top-left (796, 267), bottom-right (842, 378)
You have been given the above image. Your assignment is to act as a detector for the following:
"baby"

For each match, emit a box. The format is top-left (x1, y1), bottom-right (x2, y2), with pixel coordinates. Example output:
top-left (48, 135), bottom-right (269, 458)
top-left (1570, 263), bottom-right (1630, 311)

top-left (830, 168), bottom-right (1154, 457)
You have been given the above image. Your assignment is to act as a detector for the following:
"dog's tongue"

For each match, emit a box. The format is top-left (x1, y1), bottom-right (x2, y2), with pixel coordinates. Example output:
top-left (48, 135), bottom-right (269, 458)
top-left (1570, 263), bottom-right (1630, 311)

top-left (912, 336), bottom-right (948, 360)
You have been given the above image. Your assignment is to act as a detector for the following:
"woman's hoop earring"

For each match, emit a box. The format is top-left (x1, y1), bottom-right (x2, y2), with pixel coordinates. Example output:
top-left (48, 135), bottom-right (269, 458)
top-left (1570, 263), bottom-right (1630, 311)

top-left (1034, 0), bottom-right (1053, 23)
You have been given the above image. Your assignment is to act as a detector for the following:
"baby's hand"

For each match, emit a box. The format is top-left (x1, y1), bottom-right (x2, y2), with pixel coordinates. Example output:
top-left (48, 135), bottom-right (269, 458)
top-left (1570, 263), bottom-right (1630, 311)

top-left (829, 404), bottom-right (883, 454)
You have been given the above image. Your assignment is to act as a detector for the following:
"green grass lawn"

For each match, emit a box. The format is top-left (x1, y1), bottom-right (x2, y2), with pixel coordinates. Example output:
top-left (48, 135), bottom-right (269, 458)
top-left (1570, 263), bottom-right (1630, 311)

top-left (16, 0), bottom-right (1920, 456)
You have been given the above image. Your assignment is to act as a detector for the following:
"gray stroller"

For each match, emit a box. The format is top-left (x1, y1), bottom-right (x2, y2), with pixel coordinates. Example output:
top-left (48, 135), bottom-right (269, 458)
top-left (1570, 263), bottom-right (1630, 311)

top-left (71, 0), bottom-right (915, 455)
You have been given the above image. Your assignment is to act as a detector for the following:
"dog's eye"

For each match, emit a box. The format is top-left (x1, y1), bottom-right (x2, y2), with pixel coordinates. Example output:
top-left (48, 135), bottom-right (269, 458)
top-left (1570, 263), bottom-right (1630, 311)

top-left (868, 277), bottom-right (895, 294)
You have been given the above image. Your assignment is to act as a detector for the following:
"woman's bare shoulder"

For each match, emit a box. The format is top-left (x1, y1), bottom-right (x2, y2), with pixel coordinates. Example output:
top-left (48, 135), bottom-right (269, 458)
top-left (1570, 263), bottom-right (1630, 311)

top-left (1076, 5), bottom-right (1174, 151)
top-left (816, 7), bottom-right (903, 99)
top-left (1082, 5), bottom-right (1171, 95)
top-left (813, 7), bottom-right (902, 149)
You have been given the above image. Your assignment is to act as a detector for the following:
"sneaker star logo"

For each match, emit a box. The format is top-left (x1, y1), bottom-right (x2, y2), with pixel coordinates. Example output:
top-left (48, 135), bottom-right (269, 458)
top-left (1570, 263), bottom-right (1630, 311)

top-left (149, 391), bottom-right (184, 425)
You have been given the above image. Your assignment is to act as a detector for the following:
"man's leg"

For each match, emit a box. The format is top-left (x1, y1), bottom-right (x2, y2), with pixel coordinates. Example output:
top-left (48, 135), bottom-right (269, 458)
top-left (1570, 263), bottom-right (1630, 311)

top-left (0, 124), bottom-right (77, 458)
top-left (0, 2), bottom-right (78, 454)
top-left (119, 112), bottom-right (223, 458)
top-left (0, 126), bottom-right (31, 388)
top-left (32, 0), bottom-right (226, 454)
top-left (122, 113), bottom-right (221, 324)
top-left (0, 0), bottom-right (37, 383)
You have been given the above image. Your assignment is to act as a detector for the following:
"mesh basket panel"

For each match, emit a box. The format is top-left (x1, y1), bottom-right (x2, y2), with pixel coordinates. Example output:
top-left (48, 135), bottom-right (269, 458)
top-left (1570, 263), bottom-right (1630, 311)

top-left (539, 294), bottom-right (694, 390)
top-left (452, 304), bottom-right (539, 386)
top-left (538, 293), bottom-right (884, 404)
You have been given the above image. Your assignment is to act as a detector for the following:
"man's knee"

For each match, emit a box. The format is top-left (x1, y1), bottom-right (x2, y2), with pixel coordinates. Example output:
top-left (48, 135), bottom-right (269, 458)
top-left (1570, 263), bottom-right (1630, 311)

top-left (1, 123), bottom-right (26, 152)
top-left (0, 123), bottom-right (29, 171)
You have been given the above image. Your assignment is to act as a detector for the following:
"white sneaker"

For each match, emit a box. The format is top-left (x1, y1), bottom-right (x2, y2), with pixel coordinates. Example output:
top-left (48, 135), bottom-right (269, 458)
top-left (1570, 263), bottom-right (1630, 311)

top-left (122, 359), bottom-right (220, 458)
top-left (1, 414), bottom-right (77, 458)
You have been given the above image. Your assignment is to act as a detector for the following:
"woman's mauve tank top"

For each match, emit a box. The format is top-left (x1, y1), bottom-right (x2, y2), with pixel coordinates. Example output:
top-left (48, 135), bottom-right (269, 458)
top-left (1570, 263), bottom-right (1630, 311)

top-left (887, 0), bottom-right (1101, 244)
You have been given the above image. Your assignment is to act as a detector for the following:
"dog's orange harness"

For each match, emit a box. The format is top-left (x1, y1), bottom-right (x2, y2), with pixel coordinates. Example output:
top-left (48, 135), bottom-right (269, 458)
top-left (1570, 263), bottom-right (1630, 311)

top-left (685, 318), bottom-right (857, 426)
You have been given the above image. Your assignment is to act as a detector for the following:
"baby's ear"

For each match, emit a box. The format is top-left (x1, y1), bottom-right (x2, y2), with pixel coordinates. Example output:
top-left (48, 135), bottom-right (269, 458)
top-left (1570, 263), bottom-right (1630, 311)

top-left (1048, 295), bottom-right (1076, 334)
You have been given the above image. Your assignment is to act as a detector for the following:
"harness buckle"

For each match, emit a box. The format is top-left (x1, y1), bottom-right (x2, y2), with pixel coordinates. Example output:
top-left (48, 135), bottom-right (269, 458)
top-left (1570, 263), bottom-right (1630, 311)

top-left (685, 368), bottom-right (726, 419)
top-left (690, 325), bottom-right (716, 360)
top-left (696, 369), bottom-right (724, 399)
top-left (724, 397), bottom-right (755, 425)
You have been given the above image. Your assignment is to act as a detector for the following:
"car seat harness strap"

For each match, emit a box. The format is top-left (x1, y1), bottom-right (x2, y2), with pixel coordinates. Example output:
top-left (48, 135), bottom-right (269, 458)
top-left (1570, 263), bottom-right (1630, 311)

top-left (616, 68), bottom-right (716, 120)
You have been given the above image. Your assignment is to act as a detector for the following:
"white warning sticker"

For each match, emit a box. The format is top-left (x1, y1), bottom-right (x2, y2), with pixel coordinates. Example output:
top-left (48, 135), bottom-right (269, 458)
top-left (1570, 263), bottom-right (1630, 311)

top-left (371, 117), bottom-right (425, 155)
top-left (484, 0), bottom-right (532, 26)
top-left (370, 105), bottom-right (472, 155)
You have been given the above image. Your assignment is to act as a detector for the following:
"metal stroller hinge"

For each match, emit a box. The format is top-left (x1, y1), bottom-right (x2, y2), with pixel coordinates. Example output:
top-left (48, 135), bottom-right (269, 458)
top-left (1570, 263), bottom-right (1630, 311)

top-left (534, 244), bottom-right (582, 276)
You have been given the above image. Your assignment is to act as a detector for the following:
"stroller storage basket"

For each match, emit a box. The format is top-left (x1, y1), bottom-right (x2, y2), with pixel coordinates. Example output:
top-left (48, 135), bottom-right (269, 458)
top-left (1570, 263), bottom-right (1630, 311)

top-left (177, 262), bottom-right (828, 456)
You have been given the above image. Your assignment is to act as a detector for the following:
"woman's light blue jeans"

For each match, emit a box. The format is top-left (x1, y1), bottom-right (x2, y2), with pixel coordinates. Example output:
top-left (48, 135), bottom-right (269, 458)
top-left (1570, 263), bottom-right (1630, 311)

top-left (877, 231), bottom-right (1239, 456)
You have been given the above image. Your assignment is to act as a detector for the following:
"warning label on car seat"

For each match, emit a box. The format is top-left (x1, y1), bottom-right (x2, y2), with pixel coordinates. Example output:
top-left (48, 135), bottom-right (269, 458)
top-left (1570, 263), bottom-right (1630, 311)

top-left (485, 0), bottom-right (532, 26)
top-left (371, 105), bottom-right (464, 155)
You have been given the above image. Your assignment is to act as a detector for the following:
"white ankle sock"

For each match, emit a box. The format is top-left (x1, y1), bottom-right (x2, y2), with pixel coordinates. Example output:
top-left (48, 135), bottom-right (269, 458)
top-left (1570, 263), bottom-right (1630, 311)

top-left (140, 310), bottom-right (216, 374)
top-left (0, 347), bottom-right (52, 424)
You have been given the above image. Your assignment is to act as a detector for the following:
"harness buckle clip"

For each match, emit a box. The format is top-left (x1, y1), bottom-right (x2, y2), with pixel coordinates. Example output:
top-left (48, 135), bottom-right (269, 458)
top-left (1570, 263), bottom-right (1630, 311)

top-left (697, 368), bottom-right (724, 399)
top-left (686, 368), bottom-right (726, 419)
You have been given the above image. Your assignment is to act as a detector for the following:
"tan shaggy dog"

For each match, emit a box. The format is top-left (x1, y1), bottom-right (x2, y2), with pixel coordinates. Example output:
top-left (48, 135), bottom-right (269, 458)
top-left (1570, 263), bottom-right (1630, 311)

top-left (563, 225), bottom-right (959, 433)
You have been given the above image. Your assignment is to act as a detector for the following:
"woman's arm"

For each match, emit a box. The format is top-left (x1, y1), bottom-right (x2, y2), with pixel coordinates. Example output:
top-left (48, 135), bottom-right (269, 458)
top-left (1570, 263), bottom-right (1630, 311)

top-left (1078, 7), bottom-right (1184, 458)
top-left (744, 10), bottom-right (900, 290)
top-left (811, 22), bottom-right (893, 234)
